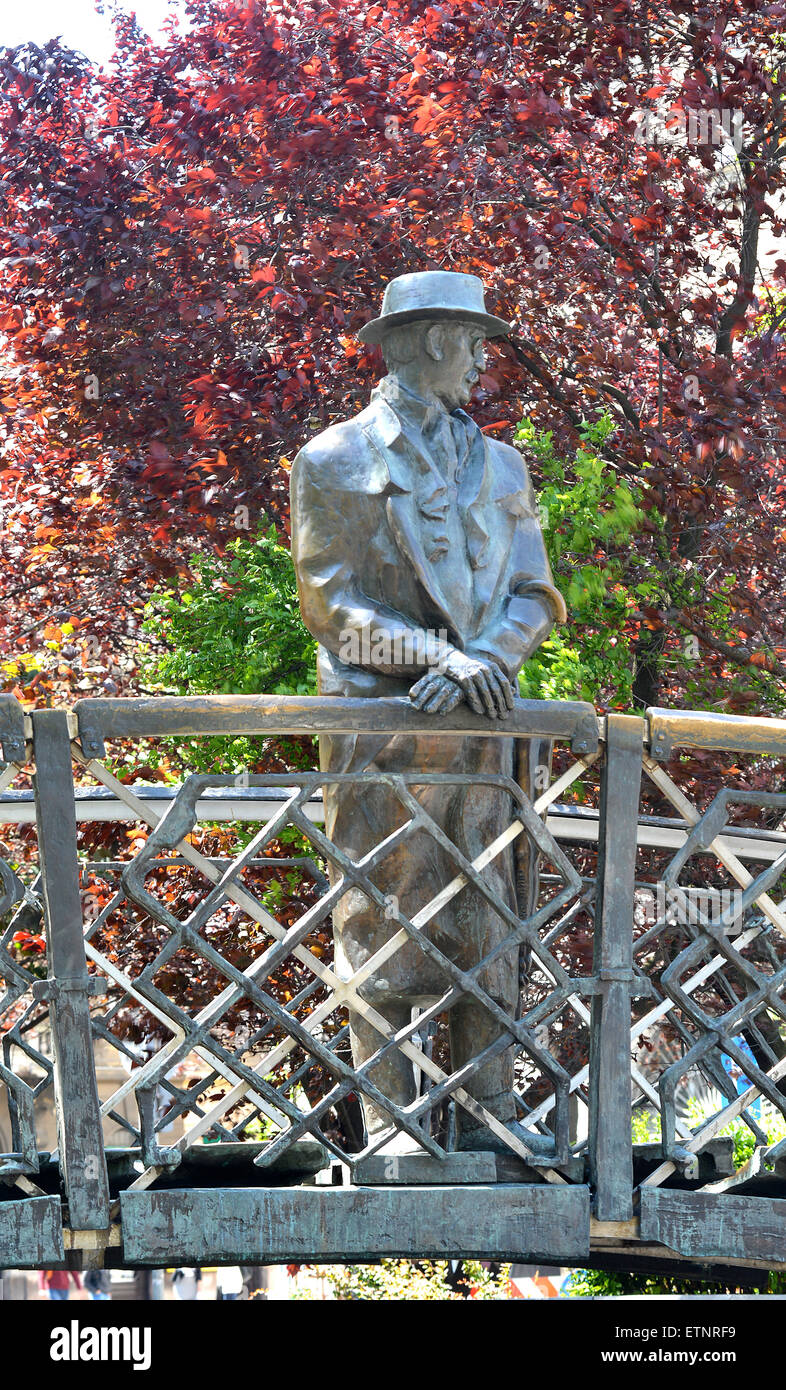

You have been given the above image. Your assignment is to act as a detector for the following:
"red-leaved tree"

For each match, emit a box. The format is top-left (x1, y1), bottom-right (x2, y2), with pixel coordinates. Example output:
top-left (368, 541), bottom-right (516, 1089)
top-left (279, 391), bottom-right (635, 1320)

top-left (0, 0), bottom-right (784, 713)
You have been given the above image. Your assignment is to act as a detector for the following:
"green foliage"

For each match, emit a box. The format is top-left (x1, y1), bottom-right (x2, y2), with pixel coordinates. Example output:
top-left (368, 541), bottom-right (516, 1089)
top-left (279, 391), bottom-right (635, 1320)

top-left (515, 416), bottom-right (647, 708)
top-left (301, 1260), bottom-right (513, 1300)
top-left (511, 417), bottom-right (785, 719)
top-left (241, 1073), bottom-right (310, 1143)
top-left (671, 569), bottom-right (784, 713)
top-left (631, 1105), bottom-right (660, 1143)
top-left (682, 1094), bottom-right (786, 1170)
top-left (632, 1092), bottom-right (786, 1172)
top-left (566, 1266), bottom-right (786, 1296)
top-left (143, 524), bottom-right (316, 698)
top-left (140, 523), bottom-right (317, 775)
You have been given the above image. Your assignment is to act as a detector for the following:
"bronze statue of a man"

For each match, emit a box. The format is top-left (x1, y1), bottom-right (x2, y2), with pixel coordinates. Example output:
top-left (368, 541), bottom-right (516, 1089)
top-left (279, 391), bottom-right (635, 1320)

top-left (290, 271), bottom-right (566, 1154)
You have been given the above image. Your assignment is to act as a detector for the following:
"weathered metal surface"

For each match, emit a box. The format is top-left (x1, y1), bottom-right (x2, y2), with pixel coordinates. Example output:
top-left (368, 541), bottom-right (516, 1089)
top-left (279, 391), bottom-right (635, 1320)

top-left (0, 693), bottom-right (27, 765)
top-left (32, 710), bottom-right (111, 1230)
top-left (635, 753), bottom-right (786, 1183)
top-left (648, 705), bottom-right (786, 761)
top-left (109, 1140), bottom-right (329, 1181)
top-left (0, 1196), bottom-right (64, 1267)
top-left (0, 859), bottom-right (47, 1179)
top-left (74, 694), bottom-right (599, 756)
top-left (640, 1188), bottom-right (786, 1265)
top-left (71, 756), bottom-right (586, 1184)
top-left (354, 1151), bottom-right (583, 1185)
top-left (589, 714), bottom-right (644, 1222)
top-left (354, 1151), bottom-right (498, 1185)
top-left (120, 1183), bottom-right (591, 1264)
top-left (701, 1145), bottom-right (786, 1197)
top-left (633, 1139), bottom-right (734, 1183)
top-left (0, 693), bottom-right (783, 1269)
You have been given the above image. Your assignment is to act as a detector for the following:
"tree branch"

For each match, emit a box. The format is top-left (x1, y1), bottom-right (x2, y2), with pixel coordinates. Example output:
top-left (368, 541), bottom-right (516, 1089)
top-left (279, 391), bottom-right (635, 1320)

top-left (672, 608), bottom-right (786, 681)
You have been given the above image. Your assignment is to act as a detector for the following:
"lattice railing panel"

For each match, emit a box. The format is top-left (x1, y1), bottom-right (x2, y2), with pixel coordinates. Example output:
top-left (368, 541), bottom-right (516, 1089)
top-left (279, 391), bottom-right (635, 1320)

top-left (631, 746), bottom-right (786, 1185)
top-left (69, 736), bottom-right (601, 1188)
top-left (0, 755), bottom-right (51, 1189)
top-left (7, 694), bottom-right (786, 1270)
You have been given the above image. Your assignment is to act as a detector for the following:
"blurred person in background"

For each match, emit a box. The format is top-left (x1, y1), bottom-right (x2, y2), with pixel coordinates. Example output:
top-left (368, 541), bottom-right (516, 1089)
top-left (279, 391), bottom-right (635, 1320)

top-left (172, 1267), bottom-right (201, 1299)
top-left (216, 1266), bottom-right (245, 1301)
top-left (84, 1268), bottom-right (112, 1300)
top-left (38, 1268), bottom-right (82, 1301)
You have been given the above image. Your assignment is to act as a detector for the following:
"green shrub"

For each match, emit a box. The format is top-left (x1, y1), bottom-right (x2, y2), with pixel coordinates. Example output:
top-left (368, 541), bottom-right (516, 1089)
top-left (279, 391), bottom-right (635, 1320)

top-left (142, 523), bottom-right (316, 699)
top-left (140, 522), bottom-right (316, 774)
top-left (295, 1260), bottom-right (513, 1300)
top-left (515, 414), bottom-right (647, 708)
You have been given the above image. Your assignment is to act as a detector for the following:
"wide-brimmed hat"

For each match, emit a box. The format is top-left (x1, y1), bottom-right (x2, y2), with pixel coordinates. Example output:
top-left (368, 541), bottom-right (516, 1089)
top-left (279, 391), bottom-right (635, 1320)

top-left (358, 271), bottom-right (512, 345)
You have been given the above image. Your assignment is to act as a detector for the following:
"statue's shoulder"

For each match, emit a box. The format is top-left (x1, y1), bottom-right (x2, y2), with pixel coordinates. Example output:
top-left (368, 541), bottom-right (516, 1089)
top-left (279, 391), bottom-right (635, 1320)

top-left (296, 408), bottom-right (369, 464)
top-left (292, 402), bottom-right (387, 494)
top-left (486, 436), bottom-right (531, 475)
top-left (487, 435), bottom-right (533, 487)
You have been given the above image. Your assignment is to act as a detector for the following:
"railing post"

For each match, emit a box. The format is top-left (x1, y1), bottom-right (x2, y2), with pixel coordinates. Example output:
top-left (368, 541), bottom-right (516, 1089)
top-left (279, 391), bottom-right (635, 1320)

top-left (33, 709), bottom-right (110, 1229)
top-left (589, 713), bottom-right (644, 1221)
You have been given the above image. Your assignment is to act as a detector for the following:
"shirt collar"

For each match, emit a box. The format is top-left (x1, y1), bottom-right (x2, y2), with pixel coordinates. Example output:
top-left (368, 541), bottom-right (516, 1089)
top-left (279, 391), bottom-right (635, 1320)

top-left (372, 374), bottom-right (450, 433)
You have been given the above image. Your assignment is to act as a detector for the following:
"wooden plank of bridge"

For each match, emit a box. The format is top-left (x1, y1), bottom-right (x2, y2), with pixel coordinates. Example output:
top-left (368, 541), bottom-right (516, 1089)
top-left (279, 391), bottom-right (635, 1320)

top-left (588, 713), bottom-right (645, 1222)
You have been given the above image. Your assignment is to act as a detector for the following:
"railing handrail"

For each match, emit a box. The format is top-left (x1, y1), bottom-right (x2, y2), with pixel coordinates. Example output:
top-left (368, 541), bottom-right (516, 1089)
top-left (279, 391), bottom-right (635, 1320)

top-left (70, 692), bottom-right (600, 758)
top-left (647, 705), bottom-right (786, 759)
top-left (5, 692), bottom-right (786, 766)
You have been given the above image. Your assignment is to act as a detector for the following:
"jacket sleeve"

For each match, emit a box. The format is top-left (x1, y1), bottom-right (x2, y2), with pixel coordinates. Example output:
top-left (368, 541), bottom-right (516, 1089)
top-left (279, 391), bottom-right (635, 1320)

top-left (290, 442), bottom-right (456, 677)
top-left (465, 447), bottom-right (567, 679)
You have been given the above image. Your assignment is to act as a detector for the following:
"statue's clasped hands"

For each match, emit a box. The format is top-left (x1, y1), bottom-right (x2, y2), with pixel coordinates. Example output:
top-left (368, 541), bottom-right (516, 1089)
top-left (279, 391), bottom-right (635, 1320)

top-left (409, 649), bottom-right (515, 719)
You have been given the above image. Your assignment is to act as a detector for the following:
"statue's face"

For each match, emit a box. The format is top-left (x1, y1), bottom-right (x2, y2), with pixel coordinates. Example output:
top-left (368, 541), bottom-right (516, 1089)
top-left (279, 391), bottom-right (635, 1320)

top-left (429, 322), bottom-right (487, 409)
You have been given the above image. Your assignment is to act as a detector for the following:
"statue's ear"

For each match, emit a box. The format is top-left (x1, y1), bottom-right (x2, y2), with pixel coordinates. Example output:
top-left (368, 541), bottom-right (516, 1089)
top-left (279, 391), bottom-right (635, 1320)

top-left (424, 322), bottom-right (446, 361)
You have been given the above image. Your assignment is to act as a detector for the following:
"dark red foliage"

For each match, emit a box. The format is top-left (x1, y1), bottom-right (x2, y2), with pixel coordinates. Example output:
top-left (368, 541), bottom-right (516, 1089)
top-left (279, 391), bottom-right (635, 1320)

top-left (0, 0), bottom-right (784, 714)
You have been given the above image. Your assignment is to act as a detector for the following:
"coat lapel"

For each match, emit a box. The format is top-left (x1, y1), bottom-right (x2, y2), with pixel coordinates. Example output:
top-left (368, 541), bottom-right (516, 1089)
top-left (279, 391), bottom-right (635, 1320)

top-left (451, 416), bottom-right (520, 624)
top-left (361, 398), bottom-right (529, 639)
top-left (362, 400), bottom-right (457, 631)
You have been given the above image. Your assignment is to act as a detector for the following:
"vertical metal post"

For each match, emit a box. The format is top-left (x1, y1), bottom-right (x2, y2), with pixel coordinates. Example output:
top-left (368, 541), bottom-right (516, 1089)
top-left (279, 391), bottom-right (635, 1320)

top-left (33, 710), bottom-right (110, 1229)
top-left (589, 714), bottom-right (644, 1221)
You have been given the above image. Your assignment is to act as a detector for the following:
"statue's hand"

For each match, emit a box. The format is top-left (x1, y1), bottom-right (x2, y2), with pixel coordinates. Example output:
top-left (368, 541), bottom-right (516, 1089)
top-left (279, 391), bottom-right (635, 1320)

top-left (409, 672), bottom-right (464, 715)
top-left (439, 650), bottom-right (515, 719)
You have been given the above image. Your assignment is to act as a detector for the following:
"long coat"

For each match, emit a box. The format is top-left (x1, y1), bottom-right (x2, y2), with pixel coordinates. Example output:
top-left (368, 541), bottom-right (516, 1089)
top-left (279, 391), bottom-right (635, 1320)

top-left (290, 377), bottom-right (565, 1008)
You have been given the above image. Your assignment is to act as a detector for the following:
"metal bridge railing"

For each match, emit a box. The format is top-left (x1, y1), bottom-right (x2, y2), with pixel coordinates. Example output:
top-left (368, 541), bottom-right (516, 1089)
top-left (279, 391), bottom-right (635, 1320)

top-left (1, 693), bottom-right (785, 1271)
